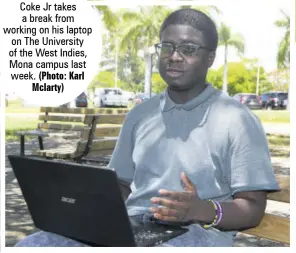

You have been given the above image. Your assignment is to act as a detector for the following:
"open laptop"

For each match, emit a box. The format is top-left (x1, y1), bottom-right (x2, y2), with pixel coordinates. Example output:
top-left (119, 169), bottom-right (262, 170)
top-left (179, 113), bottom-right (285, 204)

top-left (8, 155), bottom-right (189, 247)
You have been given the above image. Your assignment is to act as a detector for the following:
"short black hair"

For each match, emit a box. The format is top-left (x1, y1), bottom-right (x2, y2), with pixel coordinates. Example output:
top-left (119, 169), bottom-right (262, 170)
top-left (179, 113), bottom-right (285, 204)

top-left (159, 8), bottom-right (218, 51)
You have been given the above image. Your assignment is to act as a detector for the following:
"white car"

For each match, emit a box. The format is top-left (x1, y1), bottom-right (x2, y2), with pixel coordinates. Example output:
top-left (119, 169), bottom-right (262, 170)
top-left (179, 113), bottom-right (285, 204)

top-left (94, 88), bottom-right (135, 108)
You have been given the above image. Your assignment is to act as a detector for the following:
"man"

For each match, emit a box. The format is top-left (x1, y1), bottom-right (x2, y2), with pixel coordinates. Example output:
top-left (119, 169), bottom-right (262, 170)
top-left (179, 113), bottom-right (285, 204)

top-left (16, 8), bottom-right (279, 247)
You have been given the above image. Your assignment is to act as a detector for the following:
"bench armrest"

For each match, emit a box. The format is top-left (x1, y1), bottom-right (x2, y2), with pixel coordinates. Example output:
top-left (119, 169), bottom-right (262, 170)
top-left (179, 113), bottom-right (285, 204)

top-left (15, 130), bottom-right (49, 137)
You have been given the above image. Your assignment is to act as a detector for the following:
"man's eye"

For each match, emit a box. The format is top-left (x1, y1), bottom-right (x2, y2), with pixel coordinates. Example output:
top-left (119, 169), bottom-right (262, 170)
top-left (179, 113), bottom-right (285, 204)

top-left (162, 45), bottom-right (172, 50)
top-left (181, 46), bottom-right (197, 55)
top-left (161, 45), bottom-right (173, 52)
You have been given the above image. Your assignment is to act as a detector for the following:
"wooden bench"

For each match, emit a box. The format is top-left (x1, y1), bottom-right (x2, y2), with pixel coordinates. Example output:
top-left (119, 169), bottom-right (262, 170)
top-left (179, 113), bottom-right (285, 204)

top-left (241, 174), bottom-right (290, 245)
top-left (16, 107), bottom-right (127, 160)
top-left (16, 107), bottom-right (100, 160)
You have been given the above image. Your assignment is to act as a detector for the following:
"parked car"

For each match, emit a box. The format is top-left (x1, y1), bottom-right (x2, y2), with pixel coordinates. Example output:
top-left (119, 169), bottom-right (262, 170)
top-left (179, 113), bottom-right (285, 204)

top-left (94, 88), bottom-right (135, 108)
top-left (233, 93), bottom-right (262, 110)
top-left (75, 92), bottom-right (88, 107)
top-left (133, 93), bottom-right (156, 106)
top-left (260, 92), bottom-right (288, 110)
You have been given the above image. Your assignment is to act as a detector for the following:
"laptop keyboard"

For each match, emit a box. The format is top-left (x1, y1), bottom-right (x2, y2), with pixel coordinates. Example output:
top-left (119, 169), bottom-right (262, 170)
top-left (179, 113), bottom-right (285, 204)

top-left (128, 214), bottom-right (188, 246)
top-left (132, 226), bottom-right (170, 246)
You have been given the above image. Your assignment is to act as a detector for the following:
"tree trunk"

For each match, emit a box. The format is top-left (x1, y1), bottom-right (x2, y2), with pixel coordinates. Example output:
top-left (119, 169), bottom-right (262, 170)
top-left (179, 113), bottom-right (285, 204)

top-left (222, 44), bottom-right (228, 94)
top-left (144, 48), bottom-right (152, 98)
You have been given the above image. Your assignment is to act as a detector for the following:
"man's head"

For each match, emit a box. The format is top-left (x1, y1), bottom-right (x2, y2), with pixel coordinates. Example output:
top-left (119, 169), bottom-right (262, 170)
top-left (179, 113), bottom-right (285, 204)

top-left (156, 8), bottom-right (218, 91)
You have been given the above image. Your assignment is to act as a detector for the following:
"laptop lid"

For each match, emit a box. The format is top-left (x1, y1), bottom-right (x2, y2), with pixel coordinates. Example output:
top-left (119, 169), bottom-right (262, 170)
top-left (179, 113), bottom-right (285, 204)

top-left (8, 155), bottom-right (136, 247)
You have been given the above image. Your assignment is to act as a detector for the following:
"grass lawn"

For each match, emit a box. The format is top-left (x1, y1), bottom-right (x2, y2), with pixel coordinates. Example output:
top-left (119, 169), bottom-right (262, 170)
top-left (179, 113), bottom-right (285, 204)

top-left (6, 116), bottom-right (38, 141)
top-left (6, 100), bottom-right (40, 114)
top-left (6, 100), bottom-right (290, 123)
top-left (253, 110), bottom-right (290, 123)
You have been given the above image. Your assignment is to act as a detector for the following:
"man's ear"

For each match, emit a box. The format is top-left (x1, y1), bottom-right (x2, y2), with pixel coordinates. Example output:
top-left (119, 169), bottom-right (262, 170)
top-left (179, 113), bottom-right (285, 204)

top-left (207, 51), bottom-right (216, 68)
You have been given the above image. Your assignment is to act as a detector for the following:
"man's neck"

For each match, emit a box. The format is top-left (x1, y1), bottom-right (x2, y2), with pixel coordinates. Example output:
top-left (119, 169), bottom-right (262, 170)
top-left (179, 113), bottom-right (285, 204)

top-left (168, 83), bottom-right (208, 104)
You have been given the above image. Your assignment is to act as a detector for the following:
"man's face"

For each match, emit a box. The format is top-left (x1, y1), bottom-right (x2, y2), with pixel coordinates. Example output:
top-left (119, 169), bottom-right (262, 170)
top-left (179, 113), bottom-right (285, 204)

top-left (158, 25), bottom-right (215, 91)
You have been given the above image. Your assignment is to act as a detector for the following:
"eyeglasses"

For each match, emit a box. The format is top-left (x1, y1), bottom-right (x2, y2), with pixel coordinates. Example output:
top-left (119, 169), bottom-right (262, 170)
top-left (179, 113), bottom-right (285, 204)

top-left (154, 42), bottom-right (210, 58)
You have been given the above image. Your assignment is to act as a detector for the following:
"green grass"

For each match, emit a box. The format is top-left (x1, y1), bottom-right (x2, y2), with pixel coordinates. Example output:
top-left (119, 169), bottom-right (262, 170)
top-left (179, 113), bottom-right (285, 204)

top-left (5, 99), bottom-right (126, 114)
top-left (253, 110), bottom-right (290, 123)
top-left (6, 116), bottom-right (38, 141)
top-left (6, 100), bottom-right (290, 124)
top-left (6, 100), bottom-right (40, 114)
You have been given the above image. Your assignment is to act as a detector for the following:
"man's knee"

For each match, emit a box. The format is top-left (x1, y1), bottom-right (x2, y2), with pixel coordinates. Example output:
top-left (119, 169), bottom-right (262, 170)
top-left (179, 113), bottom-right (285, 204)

top-left (15, 231), bottom-right (87, 247)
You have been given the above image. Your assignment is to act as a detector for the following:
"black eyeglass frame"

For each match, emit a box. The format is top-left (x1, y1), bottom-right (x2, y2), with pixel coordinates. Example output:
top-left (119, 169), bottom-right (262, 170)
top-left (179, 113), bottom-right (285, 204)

top-left (154, 42), bottom-right (212, 58)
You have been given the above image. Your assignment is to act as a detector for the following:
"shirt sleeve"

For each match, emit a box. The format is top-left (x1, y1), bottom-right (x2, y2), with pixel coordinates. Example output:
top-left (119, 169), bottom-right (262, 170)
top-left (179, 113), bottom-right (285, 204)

top-left (227, 108), bottom-right (280, 195)
top-left (107, 113), bottom-right (136, 184)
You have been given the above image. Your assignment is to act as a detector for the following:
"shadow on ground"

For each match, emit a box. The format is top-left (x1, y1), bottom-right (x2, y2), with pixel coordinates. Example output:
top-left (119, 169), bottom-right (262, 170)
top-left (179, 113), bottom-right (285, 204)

top-left (6, 168), bottom-right (39, 247)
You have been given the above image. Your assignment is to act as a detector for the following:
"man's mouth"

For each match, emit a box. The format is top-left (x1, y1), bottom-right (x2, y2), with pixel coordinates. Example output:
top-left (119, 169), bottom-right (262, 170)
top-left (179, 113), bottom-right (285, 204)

top-left (166, 69), bottom-right (184, 78)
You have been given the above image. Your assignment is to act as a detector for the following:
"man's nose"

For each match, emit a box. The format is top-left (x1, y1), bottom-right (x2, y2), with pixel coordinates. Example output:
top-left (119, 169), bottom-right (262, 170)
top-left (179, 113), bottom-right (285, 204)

top-left (169, 50), bottom-right (183, 61)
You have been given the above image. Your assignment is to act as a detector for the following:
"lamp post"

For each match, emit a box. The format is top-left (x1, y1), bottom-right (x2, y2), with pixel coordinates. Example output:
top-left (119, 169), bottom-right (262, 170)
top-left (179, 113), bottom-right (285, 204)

top-left (115, 38), bottom-right (119, 89)
top-left (139, 46), bottom-right (155, 98)
top-left (256, 65), bottom-right (260, 95)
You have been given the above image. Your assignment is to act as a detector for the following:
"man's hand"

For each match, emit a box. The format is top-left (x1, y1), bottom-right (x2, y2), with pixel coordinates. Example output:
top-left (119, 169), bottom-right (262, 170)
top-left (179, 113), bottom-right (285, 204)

top-left (150, 172), bottom-right (215, 223)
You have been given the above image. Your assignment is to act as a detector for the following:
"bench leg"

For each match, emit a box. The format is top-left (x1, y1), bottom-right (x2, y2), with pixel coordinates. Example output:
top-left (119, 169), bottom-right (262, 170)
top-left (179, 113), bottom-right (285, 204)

top-left (38, 136), bottom-right (44, 150)
top-left (20, 135), bottom-right (25, 156)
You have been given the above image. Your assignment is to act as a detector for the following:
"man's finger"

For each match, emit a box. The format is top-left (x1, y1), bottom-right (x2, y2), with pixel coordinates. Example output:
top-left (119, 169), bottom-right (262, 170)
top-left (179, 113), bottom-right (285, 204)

top-left (181, 172), bottom-right (196, 192)
top-left (151, 197), bottom-right (185, 208)
top-left (153, 213), bottom-right (179, 222)
top-left (158, 190), bottom-right (191, 202)
top-left (150, 207), bottom-right (180, 217)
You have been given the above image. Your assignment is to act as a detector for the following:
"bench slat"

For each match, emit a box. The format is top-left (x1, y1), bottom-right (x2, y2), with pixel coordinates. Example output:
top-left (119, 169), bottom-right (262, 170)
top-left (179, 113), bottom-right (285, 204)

top-left (77, 137), bottom-right (117, 153)
top-left (39, 123), bottom-right (85, 131)
top-left (40, 107), bottom-right (129, 114)
top-left (243, 214), bottom-right (290, 244)
top-left (39, 115), bottom-right (87, 123)
top-left (16, 129), bottom-right (49, 137)
top-left (267, 175), bottom-right (289, 203)
top-left (36, 149), bottom-right (78, 159)
top-left (98, 114), bottom-right (126, 124)
top-left (94, 126), bottom-right (121, 137)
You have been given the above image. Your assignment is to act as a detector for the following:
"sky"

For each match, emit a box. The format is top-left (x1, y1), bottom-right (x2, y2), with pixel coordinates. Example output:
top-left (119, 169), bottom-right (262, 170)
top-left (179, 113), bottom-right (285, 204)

top-left (104, 0), bottom-right (291, 73)
top-left (211, 0), bottom-right (291, 72)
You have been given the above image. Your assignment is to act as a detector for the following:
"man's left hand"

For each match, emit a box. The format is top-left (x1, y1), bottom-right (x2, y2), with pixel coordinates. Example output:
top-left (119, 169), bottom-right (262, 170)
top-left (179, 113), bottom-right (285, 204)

top-left (150, 172), bottom-right (208, 223)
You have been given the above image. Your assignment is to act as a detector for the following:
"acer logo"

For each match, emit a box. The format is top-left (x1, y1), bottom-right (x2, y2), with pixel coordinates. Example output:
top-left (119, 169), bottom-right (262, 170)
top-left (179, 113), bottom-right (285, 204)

top-left (61, 196), bottom-right (76, 204)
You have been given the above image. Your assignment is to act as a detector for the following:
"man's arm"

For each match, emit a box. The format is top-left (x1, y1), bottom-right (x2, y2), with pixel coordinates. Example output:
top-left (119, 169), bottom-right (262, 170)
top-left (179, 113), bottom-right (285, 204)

top-left (108, 113), bottom-right (136, 184)
top-left (151, 107), bottom-right (278, 230)
top-left (195, 191), bottom-right (267, 230)
top-left (150, 173), bottom-right (267, 230)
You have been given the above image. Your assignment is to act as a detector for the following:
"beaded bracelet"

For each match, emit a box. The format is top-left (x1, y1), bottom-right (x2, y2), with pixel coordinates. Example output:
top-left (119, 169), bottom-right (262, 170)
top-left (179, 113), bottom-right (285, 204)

top-left (214, 201), bottom-right (223, 226)
top-left (203, 200), bottom-right (223, 229)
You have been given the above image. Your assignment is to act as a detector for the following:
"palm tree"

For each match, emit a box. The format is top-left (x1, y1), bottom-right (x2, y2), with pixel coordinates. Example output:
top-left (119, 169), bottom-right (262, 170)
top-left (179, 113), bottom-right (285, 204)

top-left (95, 6), bottom-right (120, 32)
top-left (275, 10), bottom-right (290, 69)
top-left (119, 6), bottom-right (171, 96)
top-left (218, 23), bottom-right (245, 94)
top-left (275, 10), bottom-right (290, 110)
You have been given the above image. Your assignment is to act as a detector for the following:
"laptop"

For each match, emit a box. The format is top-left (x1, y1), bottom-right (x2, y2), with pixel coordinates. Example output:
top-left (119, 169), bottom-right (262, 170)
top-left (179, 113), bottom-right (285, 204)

top-left (8, 155), bottom-right (189, 247)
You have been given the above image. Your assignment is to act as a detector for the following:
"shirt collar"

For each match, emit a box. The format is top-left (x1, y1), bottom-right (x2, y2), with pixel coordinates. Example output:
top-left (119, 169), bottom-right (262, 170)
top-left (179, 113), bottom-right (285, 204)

top-left (160, 83), bottom-right (218, 112)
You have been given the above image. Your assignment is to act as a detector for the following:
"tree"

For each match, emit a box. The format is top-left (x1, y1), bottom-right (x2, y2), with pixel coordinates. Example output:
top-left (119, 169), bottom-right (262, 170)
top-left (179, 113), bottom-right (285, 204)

top-left (275, 10), bottom-right (290, 69)
top-left (96, 6), bottom-right (120, 32)
top-left (275, 10), bottom-right (290, 110)
top-left (151, 73), bottom-right (167, 93)
top-left (218, 23), bottom-right (245, 94)
top-left (119, 6), bottom-right (172, 96)
top-left (207, 59), bottom-right (272, 96)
